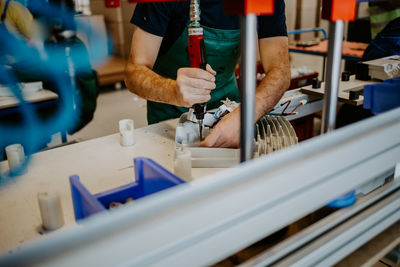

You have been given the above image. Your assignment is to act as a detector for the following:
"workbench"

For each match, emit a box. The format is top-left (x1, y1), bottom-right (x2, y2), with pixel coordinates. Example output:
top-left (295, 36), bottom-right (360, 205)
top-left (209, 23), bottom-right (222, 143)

top-left (0, 119), bottom-right (221, 254)
top-left (289, 40), bottom-right (368, 80)
top-left (0, 89), bottom-right (57, 111)
top-left (289, 40), bottom-right (367, 61)
top-left (0, 108), bottom-right (399, 266)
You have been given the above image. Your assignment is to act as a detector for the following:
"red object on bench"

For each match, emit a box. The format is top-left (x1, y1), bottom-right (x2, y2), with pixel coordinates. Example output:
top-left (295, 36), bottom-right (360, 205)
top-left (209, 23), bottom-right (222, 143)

top-left (289, 40), bottom-right (368, 59)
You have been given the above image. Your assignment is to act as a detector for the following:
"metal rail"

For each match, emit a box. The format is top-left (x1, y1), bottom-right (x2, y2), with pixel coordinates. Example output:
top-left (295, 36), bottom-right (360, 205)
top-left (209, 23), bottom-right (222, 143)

top-left (321, 20), bottom-right (345, 133)
top-left (241, 180), bottom-right (400, 266)
top-left (287, 28), bottom-right (328, 40)
top-left (240, 14), bottom-right (257, 162)
top-left (283, 190), bottom-right (400, 266)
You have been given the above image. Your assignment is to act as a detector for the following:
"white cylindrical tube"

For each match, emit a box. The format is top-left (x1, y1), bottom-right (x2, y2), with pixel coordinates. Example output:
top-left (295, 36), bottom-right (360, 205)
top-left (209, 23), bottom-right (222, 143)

top-left (38, 192), bottom-right (64, 231)
top-left (174, 149), bottom-right (192, 181)
top-left (5, 144), bottom-right (25, 172)
top-left (119, 119), bottom-right (135, 147)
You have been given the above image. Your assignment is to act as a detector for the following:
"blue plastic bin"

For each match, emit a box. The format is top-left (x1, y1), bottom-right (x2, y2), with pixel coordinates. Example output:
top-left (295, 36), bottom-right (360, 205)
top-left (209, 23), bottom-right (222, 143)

top-left (364, 83), bottom-right (400, 114)
top-left (384, 77), bottom-right (400, 84)
top-left (69, 157), bottom-right (185, 221)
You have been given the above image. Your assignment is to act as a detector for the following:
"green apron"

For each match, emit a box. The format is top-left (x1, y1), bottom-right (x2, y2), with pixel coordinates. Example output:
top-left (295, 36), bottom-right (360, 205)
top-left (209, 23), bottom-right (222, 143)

top-left (148, 22), bottom-right (241, 124)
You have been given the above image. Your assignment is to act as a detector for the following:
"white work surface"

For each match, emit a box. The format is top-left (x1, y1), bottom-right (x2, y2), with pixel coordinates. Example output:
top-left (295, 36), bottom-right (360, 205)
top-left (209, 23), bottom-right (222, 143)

top-left (0, 119), bottom-right (223, 254)
top-left (0, 89), bottom-right (58, 110)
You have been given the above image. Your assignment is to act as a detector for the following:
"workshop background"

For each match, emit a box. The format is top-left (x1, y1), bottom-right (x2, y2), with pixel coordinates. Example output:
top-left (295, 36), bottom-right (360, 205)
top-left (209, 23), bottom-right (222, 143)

top-left (69, 0), bottom-right (371, 142)
top-left (1, 0), bottom-right (399, 265)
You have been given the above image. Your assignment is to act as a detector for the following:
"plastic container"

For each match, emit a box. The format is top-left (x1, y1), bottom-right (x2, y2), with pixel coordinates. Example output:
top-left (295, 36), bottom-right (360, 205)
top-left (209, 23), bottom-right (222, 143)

top-left (384, 77), bottom-right (400, 84)
top-left (364, 83), bottom-right (400, 114)
top-left (69, 157), bottom-right (185, 221)
top-left (119, 119), bottom-right (135, 147)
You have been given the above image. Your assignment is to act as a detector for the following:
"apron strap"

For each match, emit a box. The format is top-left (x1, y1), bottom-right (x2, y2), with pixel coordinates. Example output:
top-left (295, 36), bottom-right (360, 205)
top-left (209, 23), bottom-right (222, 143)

top-left (1, 0), bottom-right (12, 23)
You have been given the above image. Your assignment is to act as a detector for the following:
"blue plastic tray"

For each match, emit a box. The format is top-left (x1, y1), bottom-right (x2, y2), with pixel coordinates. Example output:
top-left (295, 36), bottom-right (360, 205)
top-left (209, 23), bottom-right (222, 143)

top-left (70, 157), bottom-right (185, 221)
top-left (384, 77), bottom-right (400, 84)
top-left (364, 80), bottom-right (400, 114)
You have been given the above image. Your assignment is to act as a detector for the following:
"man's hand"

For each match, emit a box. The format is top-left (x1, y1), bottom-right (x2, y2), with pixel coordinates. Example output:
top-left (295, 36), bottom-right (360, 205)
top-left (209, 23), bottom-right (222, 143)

top-left (200, 36), bottom-right (290, 148)
top-left (175, 64), bottom-right (216, 107)
top-left (201, 108), bottom-right (240, 148)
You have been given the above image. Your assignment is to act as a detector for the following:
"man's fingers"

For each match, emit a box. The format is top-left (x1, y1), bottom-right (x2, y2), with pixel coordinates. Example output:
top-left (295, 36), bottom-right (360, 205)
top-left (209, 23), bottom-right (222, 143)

top-left (200, 128), bottom-right (220, 147)
top-left (217, 141), bottom-right (236, 148)
top-left (176, 66), bottom-right (217, 107)
top-left (183, 94), bottom-right (211, 106)
top-left (200, 138), bottom-right (214, 147)
top-left (206, 64), bottom-right (217, 75)
top-left (193, 94), bottom-right (211, 103)
top-left (187, 78), bottom-right (216, 90)
top-left (187, 87), bottom-right (213, 95)
top-left (181, 68), bottom-right (216, 82)
top-left (177, 76), bottom-right (215, 92)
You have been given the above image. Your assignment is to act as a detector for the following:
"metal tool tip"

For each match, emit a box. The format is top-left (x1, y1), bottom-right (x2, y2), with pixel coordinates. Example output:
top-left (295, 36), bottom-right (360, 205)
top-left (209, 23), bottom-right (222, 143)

top-left (199, 122), bottom-right (203, 141)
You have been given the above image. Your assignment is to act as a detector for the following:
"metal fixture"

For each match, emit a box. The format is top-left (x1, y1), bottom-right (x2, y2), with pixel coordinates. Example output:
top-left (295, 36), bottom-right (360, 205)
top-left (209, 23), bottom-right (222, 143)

top-left (321, 20), bottom-right (344, 133)
top-left (240, 14), bottom-right (257, 162)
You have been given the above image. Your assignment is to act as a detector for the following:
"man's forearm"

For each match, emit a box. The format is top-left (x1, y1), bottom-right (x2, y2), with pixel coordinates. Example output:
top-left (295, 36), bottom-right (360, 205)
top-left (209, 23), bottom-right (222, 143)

top-left (254, 65), bottom-right (291, 120)
top-left (124, 64), bottom-right (179, 105)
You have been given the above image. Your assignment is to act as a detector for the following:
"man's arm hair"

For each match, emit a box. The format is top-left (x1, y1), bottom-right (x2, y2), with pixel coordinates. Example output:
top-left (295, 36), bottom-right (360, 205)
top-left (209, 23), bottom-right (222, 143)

top-left (125, 25), bottom-right (216, 108)
top-left (124, 26), bottom-right (180, 105)
top-left (255, 36), bottom-right (291, 120)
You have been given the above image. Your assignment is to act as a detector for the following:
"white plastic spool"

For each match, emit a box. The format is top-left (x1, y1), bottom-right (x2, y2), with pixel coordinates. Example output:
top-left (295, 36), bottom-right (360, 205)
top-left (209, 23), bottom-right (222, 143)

top-left (5, 144), bottom-right (25, 172)
top-left (119, 119), bottom-right (135, 147)
top-left (174, 149), bottom-right (192, 181)
top-left (38, 192), bottom-right (64, 231)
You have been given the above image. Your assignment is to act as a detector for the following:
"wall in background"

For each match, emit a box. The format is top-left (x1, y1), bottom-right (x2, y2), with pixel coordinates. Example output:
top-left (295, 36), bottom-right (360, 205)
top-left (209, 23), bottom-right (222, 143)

top-left (90, 1), bottom-right (136, 59)
top-left (87, 0), bottom-right (370, 58)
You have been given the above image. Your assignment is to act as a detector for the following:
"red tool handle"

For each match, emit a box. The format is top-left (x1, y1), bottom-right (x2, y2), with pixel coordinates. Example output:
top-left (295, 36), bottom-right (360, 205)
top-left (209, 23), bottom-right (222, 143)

top-left (105, 0), bottom-right (121, 8)
top-left (188, 29), bottom-right (206, 69)
top-left (188, 26), bottom-right (207, 131)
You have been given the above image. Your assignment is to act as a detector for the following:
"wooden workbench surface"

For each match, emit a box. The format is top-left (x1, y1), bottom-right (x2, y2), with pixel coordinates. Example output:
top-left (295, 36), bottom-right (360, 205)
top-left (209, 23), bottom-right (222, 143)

top-left (0, 119), bottom-right (222, 254)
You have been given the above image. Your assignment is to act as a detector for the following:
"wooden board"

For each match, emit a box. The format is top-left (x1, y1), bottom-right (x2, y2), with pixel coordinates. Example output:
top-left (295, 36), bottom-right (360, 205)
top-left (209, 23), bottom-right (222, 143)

top-left (300, 76), bottom-right (375, 106)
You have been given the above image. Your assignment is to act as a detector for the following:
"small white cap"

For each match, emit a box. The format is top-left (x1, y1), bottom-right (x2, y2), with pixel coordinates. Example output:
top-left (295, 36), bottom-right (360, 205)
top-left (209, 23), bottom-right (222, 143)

top-left (119, 119), bottom-right (135, 147)
top-left (5, 144), bottom-right (25, 172)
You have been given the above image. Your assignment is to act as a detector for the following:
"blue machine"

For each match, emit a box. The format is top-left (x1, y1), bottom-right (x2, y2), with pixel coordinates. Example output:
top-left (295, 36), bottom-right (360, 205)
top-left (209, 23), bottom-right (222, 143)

top-left (0, 2), bottom-right (107, 180)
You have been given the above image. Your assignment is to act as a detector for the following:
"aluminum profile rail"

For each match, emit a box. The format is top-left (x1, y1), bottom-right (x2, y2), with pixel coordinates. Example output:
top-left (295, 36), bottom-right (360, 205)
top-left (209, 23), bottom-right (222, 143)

top-left (240, 14), bottom-right (257, 162)
top-left (321, 20), bottom-right (345, 134)
top-left (240, 180), bottom-right (400, 267)
top-left (276, 188), bottom-right (400, 266)
top-left (1, 107), bottom-right (400, 267)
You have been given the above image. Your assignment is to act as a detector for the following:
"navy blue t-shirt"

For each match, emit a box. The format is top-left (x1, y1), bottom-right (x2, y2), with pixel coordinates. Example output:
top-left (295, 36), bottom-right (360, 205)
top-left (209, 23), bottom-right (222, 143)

top-left (131, 0), bottom-right (287, 56)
